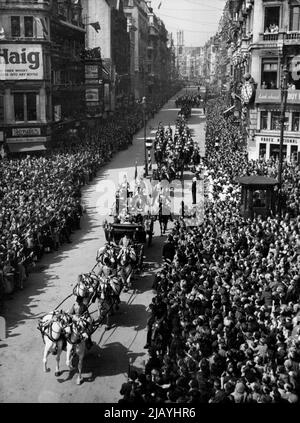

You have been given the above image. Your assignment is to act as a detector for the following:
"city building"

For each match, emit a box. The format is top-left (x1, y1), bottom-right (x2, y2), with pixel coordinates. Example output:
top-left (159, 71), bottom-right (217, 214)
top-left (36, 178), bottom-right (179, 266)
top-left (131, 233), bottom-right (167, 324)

top-left (123, 0), bottom-right (149, 100)
top-left (0, 0), bottom-right (86, 153)
top-left (226, 0), bottom-right (300, 162)
top-left (82, 0), bottom-right (130, 113)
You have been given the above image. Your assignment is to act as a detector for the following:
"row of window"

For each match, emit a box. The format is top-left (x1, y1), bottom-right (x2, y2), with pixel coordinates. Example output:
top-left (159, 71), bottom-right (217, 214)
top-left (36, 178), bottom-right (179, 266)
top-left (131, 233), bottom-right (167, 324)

top-left (260, 57), bottom-right (300, 90)
top-left (11, 16), bottom-right (35, 38)
top-left (260, 110), bottom-right (300, 132)
top-left (259, 143), bottom-right (298, 161)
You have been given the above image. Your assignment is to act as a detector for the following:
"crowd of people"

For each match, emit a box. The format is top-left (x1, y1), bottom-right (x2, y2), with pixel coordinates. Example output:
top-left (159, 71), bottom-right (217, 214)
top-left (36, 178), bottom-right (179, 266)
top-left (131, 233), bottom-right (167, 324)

top-left (0, 90), bottom-right (179, 309)
top-left (153, 118), bottom-right (201, 181)
top-left (119, 98), bottom-right (300, 404)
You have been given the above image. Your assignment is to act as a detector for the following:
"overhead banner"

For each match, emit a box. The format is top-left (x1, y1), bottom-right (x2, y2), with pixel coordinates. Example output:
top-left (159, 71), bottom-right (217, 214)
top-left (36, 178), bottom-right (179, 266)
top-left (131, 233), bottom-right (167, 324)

top-left (0, 44), bottom-right (43, 80)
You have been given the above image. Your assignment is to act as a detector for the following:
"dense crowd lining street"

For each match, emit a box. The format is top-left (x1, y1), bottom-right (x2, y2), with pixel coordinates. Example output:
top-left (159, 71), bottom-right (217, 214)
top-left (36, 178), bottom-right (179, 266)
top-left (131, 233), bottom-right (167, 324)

top-left (0, 88), bottom-right (206, 403)
top-left (118, 97), bottom-right (300, 404)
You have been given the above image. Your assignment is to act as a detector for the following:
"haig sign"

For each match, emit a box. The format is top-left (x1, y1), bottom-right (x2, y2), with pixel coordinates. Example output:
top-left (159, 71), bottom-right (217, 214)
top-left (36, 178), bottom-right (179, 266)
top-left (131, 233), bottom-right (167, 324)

top-left (0, 44), bottom-right (43, 80)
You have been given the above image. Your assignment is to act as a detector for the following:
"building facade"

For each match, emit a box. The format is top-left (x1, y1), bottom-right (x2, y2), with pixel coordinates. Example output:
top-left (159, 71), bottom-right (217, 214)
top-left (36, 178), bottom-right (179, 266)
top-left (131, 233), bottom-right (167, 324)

top-left (226, 0), bottom-right (300, 162)
top-left (0, 0), bottom-right (85, 153)
top-left (123, 0), bottom-right (149, 100)
top-left (82, 0), bottom-right (130, 113)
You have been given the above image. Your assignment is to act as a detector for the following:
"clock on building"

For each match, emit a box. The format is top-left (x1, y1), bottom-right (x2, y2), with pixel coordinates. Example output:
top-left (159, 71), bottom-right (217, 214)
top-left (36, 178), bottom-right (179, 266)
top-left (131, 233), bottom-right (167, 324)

top-left (241, 81), bottom-right (254, 104)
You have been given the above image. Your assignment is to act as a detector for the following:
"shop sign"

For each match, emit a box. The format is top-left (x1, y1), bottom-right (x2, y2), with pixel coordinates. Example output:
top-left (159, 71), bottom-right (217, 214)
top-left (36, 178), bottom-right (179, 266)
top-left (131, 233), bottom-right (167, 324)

top-left (85, 64), bottom-right (99, 80)
top-left (7, 136), bottom-right (49, 144)
top-left (0, 44), bottom-right (43, 80)
top-left (12, 127), bottom-right (41, 137)
top-left (86, 88), bottom-right (99, 102)
top-left (256, 135), bottom-right (299, 145)
top-left (256, 89), bottom-right (300, 104)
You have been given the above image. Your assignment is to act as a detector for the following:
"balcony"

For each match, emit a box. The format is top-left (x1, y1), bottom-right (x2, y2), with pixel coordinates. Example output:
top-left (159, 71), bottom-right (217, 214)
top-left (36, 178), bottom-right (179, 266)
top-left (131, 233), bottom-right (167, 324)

top-left (284, 31), bottom-right (300, 46)
top-left (262, 33), bottom-right (279, 42)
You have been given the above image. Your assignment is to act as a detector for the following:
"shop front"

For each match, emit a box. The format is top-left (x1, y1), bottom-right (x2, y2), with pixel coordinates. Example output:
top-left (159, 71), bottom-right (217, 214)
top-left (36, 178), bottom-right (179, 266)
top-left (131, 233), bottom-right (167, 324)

top-left (255, 134), bottom-right (299, 162)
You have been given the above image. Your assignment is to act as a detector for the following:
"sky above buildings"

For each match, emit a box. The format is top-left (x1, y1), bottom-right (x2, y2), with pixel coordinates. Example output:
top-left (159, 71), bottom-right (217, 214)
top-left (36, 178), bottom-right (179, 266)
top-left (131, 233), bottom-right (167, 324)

top-left (151, 0), bottom-right (227, 47)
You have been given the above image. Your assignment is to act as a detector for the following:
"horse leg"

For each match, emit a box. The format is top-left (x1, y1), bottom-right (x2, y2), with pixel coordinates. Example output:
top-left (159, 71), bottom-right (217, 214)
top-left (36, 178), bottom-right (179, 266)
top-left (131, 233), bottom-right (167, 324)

top-left (55, 340), bottom-right (63, 377)
top-left (76, 343), bottom-right (85, 385)
top-left (43, 340), bottom-right (52, 373)
top-left (66, 343), bottom-right (75, 371)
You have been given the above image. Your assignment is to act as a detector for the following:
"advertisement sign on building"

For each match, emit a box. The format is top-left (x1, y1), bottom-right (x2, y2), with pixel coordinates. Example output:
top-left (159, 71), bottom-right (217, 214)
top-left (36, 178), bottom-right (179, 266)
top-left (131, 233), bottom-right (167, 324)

top-left (12, 127), bottom-right (41, 137)
top-left (85, 64), bottom-right (99, 80)
top-left (0, 44), bottom-right (43, 80)
top-left (256, 135), bottom-right (299, 145)
top-left (86, 88), bottom-right (99, 102)
top-left (256, 89), bottom-right (300, 104)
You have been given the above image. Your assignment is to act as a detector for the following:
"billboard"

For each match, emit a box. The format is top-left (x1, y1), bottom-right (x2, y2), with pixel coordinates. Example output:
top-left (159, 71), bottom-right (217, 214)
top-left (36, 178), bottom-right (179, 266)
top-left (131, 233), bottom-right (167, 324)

top-left (86, 88), bottom-right (99, 102)
top-left (0, 44), bottom-right (43, 80)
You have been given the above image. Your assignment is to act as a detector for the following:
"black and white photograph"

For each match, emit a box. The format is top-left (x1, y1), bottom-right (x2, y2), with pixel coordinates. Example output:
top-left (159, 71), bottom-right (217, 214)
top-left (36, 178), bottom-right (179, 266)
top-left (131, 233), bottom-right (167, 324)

top-left (0, 0), bottom-right (299, 410)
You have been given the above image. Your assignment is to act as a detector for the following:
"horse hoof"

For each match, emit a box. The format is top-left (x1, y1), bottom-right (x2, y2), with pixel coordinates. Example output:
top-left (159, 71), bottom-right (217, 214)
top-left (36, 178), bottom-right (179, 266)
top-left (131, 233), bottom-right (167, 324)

top-left (44, 368), bottom-right (50, 373)
top-left (76, 378), bottom-right (82, 385)
top-left (55, 371), bottom-right (61, 377)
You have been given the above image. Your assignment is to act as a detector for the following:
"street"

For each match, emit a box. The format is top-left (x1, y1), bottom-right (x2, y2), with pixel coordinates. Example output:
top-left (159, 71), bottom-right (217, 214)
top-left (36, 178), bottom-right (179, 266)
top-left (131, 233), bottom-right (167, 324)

top-left (0, 89), bottom-right (206, 403)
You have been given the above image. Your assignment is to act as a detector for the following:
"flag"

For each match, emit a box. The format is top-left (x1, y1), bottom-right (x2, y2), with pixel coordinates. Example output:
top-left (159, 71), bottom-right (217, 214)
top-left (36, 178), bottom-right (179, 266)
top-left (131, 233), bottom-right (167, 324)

top-left (89, 22), bottom-right (101, 33)
top-left (158, 1), bottom-right (162, 9)
top-left (134, 161), bottom-right (138, 180)
top-left (34, 17), bottom-right (48, 39)
top-left (40, 17), bottom-right (48, 35)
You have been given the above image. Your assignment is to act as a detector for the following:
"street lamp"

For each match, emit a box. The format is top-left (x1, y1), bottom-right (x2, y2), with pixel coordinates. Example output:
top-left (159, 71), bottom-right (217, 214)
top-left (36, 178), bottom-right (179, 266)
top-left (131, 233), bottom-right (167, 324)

top-left (278, 54), bottom-right (289, 188)
top-left (141, 96), bottom-right (148, 177)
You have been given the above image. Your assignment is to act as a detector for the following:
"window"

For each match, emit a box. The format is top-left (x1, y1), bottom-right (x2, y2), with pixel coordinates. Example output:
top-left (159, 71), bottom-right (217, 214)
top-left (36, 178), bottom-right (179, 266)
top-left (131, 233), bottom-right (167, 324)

top-left (11, 16), bottom-right (20, 37)
top-left (271, 111), bottom-right (281, 130)
top-left (261, 59), bottom-right (278, 89)
top-left (259, 143), bottom-right (267, 158)
top-left (264, 6), bottom-right (280, 32)
top-left (260, 111), bottom-right (268, 130)
top-left (14, 93), bottom-right (24, 121)
top-left (291, 145), bottom-right (298, 161)
top-left (271, 111), bottom-right (288, 130)
top-left (24, 16), bottom-right (34, 37)
top-left (290, 6), bottom-right (300, 31)
top-left (292, 112), bottom-right (300, 131)
top-left (270, 143), bottom-right (287, 160)
top-left (14, 93), bottom-right (37, 122)
top-left (27, 93), bottom-right (37, 121)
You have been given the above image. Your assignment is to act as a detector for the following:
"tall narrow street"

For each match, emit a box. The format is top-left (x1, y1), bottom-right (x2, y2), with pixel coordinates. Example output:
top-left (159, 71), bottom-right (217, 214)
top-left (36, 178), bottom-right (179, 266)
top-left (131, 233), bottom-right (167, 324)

top-left (0, 90), bottom-right (206, 403)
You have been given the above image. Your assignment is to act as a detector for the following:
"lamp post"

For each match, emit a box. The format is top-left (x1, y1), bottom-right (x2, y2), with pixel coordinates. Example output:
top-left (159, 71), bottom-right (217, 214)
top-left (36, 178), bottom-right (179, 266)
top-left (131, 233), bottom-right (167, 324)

top-left (141, 96), bottom-right (148, 177)
top-left (278, 53), bottom-right (289, 188)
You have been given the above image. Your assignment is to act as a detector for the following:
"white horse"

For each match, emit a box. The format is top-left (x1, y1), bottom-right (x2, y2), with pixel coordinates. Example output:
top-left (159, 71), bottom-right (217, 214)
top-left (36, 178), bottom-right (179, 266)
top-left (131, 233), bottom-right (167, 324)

top-left (117, 246), bottom-right (136, 291)
top-left (38, 311), bottom-right (72, 376)
top-left (65, 315), bottom-right (94, 385)
top-left (73, 273), bottom-right (99, 307)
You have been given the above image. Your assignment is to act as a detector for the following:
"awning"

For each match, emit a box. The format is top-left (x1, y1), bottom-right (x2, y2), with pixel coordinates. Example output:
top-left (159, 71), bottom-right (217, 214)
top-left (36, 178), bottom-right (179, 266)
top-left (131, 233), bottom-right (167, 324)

top-left (8, 142), bottom-right (47, 153)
